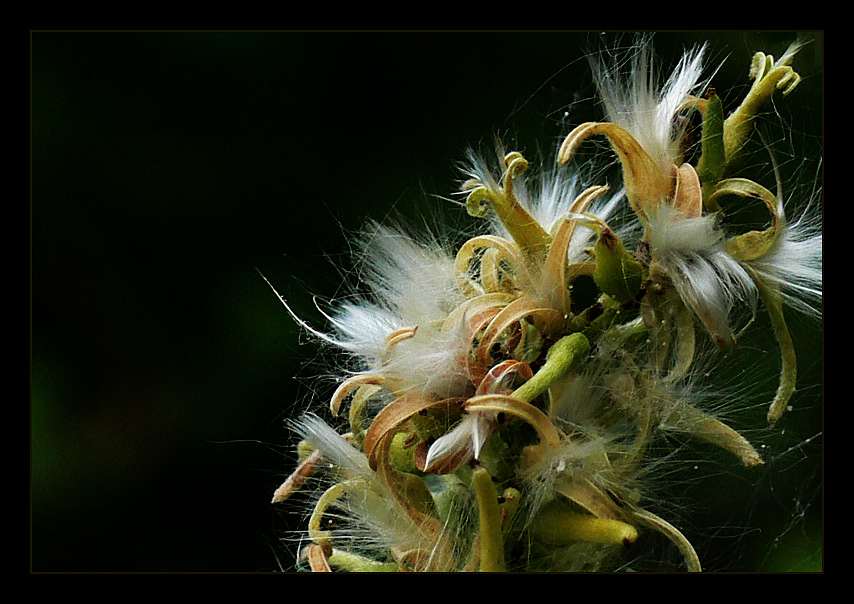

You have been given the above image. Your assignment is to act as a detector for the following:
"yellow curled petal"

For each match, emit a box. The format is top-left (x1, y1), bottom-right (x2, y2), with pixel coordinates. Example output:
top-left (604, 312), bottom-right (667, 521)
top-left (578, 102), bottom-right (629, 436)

top-left (455, 234), bottom-right (525, 298)
top-left (710, 178), bottom-right (783, 261)
top-left (330, 373), bottom-right (385, 417)
top-left (308, 480), bottom-right (364, 545)
top-left (465, 153), bottom-right (552, 260)
top-left (466, 185), bottom-right (496, 219)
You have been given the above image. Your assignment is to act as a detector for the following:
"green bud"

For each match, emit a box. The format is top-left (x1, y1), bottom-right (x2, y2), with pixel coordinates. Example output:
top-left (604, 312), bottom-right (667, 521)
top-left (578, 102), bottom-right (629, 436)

top-left (593, 228), bottom-right (644, 304)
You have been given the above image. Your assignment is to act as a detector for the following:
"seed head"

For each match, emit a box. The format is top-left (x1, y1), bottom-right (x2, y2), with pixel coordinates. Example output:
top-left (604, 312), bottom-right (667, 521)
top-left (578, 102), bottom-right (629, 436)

top-left (270, 37), bottom-right (821, 572)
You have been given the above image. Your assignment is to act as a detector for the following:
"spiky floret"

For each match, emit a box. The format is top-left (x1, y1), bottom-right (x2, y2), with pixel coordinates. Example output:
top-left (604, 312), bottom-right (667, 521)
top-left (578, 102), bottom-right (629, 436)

top-left (271, 37), bottom-right (821, 573)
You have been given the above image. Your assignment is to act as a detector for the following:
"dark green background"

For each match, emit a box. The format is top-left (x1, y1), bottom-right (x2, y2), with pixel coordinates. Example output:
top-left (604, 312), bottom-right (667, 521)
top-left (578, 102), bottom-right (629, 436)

top-left (31, 31), bottom-right (822, 572)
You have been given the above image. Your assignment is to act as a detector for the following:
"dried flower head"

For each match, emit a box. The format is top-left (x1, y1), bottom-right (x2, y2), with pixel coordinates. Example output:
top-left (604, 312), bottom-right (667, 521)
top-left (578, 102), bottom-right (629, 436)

top-left (269, 37), bottom-right (821, 572)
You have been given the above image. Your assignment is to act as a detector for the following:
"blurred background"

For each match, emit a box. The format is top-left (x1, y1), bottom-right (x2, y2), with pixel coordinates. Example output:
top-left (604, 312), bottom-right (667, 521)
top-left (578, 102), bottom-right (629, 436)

top-left (31, 31), bottom-right (822, 572)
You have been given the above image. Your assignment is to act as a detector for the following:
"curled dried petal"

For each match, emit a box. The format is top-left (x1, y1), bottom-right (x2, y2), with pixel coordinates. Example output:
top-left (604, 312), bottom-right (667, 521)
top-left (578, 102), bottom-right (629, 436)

top-left (711, 178), bottom-right (783, 262)
top-left (558, 121), bottom-right (674, 222)
top-left (455, 235), bottom-right (526, 297)
top-left (306, 543), bottom-right (333, 572)
top-left (330, 374), bottom-right (386, 417)
top-left (465, 394), bottom-right (563, 449)
top-left (629, 507), bottom-right (702, 572)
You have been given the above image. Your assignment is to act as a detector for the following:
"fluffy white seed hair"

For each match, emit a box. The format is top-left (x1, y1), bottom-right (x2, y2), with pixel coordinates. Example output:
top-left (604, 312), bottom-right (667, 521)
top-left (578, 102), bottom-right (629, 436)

top-left (591, 38), bottom-right (707, 169)
top-left (328, 222), bottom-right (469, 394)
top-left (647, 205), bottom-right (758, 344)
top-left (744, 208), bottom-right (823, 319)
top-left (293, 412), bottom-right (373, 477)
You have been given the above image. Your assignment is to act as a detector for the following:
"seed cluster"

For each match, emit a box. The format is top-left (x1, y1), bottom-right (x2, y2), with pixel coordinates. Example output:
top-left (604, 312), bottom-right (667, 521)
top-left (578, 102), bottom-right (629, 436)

top-left (270, 41), bottom-right (821, 572)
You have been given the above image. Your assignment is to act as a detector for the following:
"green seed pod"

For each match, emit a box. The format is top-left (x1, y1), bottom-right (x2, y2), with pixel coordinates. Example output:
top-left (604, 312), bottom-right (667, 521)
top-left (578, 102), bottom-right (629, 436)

top-left (531, 499), bottom-right (638, 546)
top-left (592, 228), bottom-right (644, 304)
top-left (433, 476), bottom-right (477, 559)
top-left (389, 431), bottom-right (420, 475)
top-left (696, 89), bottom-right (727, 191)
